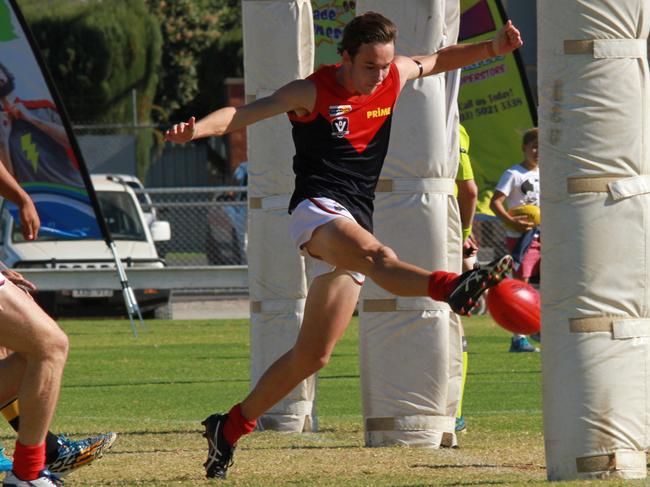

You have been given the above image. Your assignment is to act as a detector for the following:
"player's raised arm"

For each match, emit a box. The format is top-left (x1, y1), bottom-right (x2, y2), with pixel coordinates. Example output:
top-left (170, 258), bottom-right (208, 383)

top-left (164, 79), bottom-right (316, 144)
top-left (395, 20), bottom-right (523, 83)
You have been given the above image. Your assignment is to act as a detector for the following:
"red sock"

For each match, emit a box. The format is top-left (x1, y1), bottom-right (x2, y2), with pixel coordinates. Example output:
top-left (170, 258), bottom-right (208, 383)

top-left (428, 271), bottom-right (459, 302)
top-left (13, 441), bottom-right (45, 481)
top-left (223, 403), bottom-right (257, 446)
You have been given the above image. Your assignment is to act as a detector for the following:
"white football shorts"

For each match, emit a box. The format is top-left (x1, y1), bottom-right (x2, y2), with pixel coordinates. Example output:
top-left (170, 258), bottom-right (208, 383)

top-left (290, 197), bottom-right (365, 285)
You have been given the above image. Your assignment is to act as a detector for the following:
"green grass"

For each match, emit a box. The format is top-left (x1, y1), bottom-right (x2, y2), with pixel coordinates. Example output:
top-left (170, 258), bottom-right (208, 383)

top-left (0, 316), bottom-right (639, 485)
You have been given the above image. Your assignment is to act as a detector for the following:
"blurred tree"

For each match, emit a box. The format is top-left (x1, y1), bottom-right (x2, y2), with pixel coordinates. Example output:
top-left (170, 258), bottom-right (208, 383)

top-left (145, 0), bottom-right (243, 122)
top-left (20, 0), bottom-right (162, 124)
top-left (15, 0), bottom-right (244, 179)
top-left (17, 0), bottom-right (163, 178)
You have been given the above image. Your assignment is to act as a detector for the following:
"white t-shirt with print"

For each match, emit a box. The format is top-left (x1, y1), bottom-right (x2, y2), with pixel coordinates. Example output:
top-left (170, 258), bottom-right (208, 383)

top-left (495, 163), bottom-right (539, 237)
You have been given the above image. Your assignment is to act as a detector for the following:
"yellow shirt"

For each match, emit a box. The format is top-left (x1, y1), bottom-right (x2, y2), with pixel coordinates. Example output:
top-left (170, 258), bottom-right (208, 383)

top-left (457, 124), bottom-right (474, 181)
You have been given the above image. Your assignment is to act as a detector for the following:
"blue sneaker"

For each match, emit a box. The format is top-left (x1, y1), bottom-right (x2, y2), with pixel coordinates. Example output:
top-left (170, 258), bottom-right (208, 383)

top-left (509, 336), bottom-right (539, 353)
top-left (0, 447), bottom-right (12, 472)
top-left (47, 432), bottom-right (117, 477)
top-left (455, 416), bottom-right (467, 432)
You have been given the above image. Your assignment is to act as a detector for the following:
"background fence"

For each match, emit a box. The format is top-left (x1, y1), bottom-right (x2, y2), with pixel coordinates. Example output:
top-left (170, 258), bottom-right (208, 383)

top-left (137, 186), bottom-right (247, 267)
top-left (473, 216), bottom-right (509, 264)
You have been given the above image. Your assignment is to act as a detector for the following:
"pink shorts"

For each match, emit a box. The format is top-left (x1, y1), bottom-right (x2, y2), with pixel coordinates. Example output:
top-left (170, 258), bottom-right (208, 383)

top-left (290, 197), bottom-right (365, 285)
top-left (506, 235), bottom-right (541, 280)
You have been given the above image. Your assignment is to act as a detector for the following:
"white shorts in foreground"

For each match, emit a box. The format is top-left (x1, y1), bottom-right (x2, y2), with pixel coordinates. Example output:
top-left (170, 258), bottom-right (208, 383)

top-left (290, 197), bottom-right (365, 284)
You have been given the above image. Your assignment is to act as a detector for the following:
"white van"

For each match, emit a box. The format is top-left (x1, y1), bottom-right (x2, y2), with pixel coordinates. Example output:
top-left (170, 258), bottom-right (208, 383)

top-left (93, 173), bottom-right (157, 226)
top-left (0, 175), bottom-right (171, 317)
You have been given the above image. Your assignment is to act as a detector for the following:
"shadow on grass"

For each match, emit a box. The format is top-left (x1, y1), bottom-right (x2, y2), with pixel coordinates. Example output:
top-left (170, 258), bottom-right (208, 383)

top-left (404, 483), bottom-right (508, 487)
top-left (413, 463), bottom-right (544, 470)
top-left (62, 377), bottom-right (249, 388)
top-left (319, 374), bottom-right (359, 380)
top-left (469, 367), bottom-right (540, 375)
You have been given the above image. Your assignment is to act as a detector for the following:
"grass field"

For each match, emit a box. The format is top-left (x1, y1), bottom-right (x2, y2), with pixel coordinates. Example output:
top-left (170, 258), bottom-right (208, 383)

top-left (1, 315), bottom-right (637, 486)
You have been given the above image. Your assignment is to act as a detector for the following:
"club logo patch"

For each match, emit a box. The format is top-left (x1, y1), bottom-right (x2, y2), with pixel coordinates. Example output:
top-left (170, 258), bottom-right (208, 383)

top-left (331, 117), bottom-right (349, 138)
top-left (329, 105), bottom-right (352, 117)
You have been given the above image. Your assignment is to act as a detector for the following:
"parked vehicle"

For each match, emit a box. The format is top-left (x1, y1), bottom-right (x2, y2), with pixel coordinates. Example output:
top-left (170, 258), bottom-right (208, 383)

top-left (93, 173), bottom-right (157, 225)
top-left (206, 163), bottom-right (248, 265)
top-left (0, 175), bottom-right (171, 318)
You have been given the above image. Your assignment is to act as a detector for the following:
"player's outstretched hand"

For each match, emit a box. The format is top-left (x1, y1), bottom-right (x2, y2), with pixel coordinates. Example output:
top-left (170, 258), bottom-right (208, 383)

top-left (164, 116), bottom-right (196, 144)
top-left (19, 199), bottom-right (40, 241)
top-left (492, 20), bottom-right (523, 55)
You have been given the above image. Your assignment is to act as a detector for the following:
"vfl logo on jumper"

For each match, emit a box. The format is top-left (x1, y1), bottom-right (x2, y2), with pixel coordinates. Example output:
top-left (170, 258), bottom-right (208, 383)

top-left (329, 105), bottom-right (352, 117)
top-left (367, 106), bottom-right (391, 119)
top-left (331, 117), bottom-right (349, 138)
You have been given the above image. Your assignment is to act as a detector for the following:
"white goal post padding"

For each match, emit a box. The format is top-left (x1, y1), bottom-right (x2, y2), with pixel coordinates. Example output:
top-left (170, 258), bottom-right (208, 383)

top-left (243, 0), bottom-right (316, 432)
top-left (539, 0), bottom-right (650, 479)
top-left (356, 0), bottom-right (463, 448)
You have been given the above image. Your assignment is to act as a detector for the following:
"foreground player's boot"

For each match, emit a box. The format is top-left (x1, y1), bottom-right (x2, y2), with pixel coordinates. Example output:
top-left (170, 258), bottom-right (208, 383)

top-left (3, 469), bottom-right (62, 486)
top-left (447, 255), bottom-right (513, 315)
top-left (202, 413), bottom-right (235, 479)
top-left (455, 416), bottom-right (467, 433)
top-left (46, 432), bottom-right (117, 477)
top-left (0, 447), bottom-right (12, 472)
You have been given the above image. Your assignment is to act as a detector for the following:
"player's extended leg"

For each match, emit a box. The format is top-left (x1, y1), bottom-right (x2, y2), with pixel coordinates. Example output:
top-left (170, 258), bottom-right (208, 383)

top-left (0, 280), bottom-right (68, 484)
top-left (202, 269), bottom-right (361, 479)
top-left (306, 217), bottom-right (431, 295)
top-left (241, 269), bottom-right (361, 419)
top-left (305, 217), bottom-right (511, 314)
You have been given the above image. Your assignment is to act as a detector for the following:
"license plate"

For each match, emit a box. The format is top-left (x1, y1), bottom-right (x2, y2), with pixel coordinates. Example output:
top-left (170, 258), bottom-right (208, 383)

top-left (72, 289), bottom-right (114, 298)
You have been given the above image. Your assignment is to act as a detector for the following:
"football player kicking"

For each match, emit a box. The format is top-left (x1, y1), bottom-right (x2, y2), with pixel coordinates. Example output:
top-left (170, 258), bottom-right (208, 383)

top-left (166, 11), bottom-right (521, 480)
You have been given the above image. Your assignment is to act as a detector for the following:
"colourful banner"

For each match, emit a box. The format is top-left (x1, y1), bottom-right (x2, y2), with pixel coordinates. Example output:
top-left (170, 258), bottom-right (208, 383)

top-left (0, 0), bottom-right (103, 239)
top-left (458, 0), bottom-right (536, 215)
top-left (312, 0), bottom-right (356, 68)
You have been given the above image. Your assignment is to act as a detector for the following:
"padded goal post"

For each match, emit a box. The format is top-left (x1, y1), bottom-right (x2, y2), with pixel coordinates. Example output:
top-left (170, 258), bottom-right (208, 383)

top-left (539, 0), bottom-right (650, 480)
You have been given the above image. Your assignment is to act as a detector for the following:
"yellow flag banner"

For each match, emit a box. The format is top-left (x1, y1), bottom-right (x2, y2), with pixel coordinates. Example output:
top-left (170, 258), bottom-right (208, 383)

top-left (459, 0), bottom-right (536, 215)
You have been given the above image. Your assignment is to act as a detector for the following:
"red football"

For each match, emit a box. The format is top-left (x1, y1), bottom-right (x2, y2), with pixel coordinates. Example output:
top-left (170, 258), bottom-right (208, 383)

top-left (486, 278), bottom-right (540, 335)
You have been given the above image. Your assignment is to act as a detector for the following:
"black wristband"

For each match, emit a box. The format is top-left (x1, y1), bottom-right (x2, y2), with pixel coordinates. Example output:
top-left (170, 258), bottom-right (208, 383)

top-left (414, 59), bottom-right (423, 78)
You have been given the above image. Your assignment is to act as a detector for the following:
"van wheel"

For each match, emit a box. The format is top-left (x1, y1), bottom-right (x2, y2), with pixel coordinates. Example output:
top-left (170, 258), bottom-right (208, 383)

top-left (143, 303), bottom-right (172, 320)
top-left (155, 303), bottom-right (172, 319)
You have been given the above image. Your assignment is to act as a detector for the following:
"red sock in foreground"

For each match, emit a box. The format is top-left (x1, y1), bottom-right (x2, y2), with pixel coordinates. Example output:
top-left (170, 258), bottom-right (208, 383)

top-left (12, 441), bottom-right (45, 481)
top-left (223, 403), bottom-right (257, 446)
top-left (428, 271), bottom-right (459, 302)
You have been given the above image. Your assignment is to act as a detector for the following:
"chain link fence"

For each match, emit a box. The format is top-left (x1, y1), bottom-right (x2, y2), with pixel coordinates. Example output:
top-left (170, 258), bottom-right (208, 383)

top-left (135, 186), bottom-right (247, 267)
top-left (473, 216), bottom-right (509, 264)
